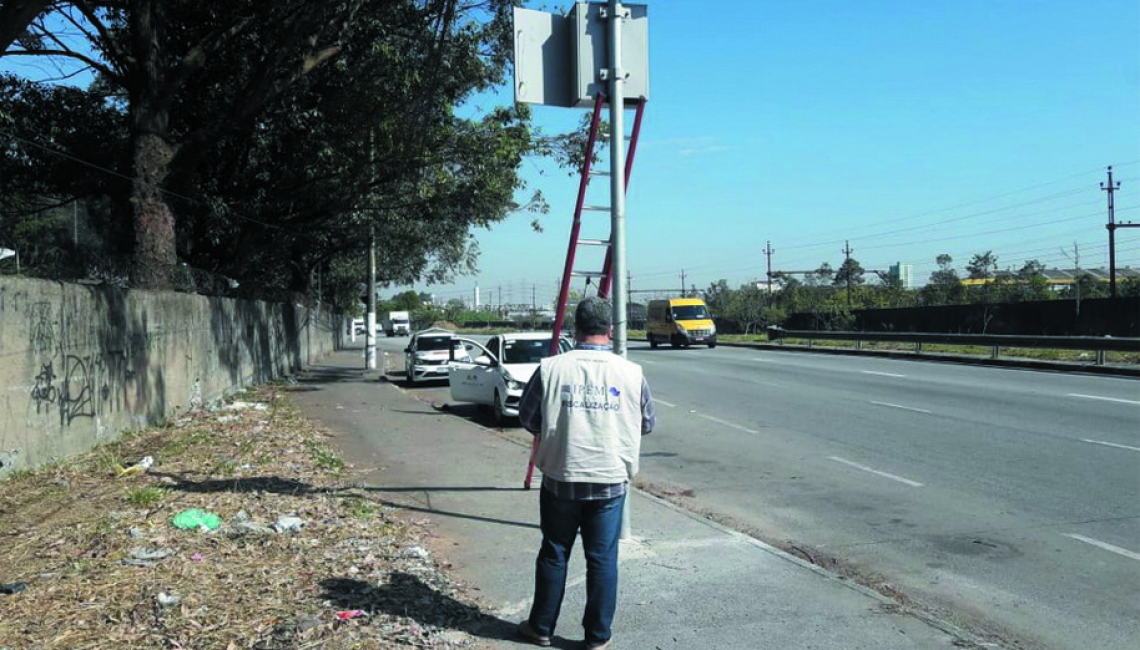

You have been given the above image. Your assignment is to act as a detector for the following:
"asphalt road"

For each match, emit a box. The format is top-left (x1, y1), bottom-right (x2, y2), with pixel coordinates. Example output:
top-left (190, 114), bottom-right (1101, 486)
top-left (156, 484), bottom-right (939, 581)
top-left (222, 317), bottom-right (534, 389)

top-left (372, 335), bottom-right (1140, 650)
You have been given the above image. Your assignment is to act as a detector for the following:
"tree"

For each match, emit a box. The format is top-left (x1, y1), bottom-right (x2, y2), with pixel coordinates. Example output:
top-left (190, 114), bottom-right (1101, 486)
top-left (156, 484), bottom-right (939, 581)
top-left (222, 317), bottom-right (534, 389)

top-left (1, 0), bottom-right (530, 292)
top-left (833, 257), bottom-right (865, 288)
top-left (1003, 259), bottom-right (1052, 302)
top-left (724, 283), bottom-right (767, 334)
top-left (390, 290), bottom-right (422, 312)
top-left (921, 254), bottom-right (965, 306)
top-left (965, 250), bottom-right (1000, 304)
top-left (702, 279), bottom-right (732, 316)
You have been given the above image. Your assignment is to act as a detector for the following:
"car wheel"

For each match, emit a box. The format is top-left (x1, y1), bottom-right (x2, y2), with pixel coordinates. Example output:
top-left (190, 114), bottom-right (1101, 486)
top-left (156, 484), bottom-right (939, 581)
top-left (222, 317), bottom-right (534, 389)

top-left (493, 390), bottom-right (507, 426)
top-left (649, 334), bottom-right (658, 349)
top-left (708, 341), bottom-right (717, 349)
top-left (406, 362), bottom-right (416, 386)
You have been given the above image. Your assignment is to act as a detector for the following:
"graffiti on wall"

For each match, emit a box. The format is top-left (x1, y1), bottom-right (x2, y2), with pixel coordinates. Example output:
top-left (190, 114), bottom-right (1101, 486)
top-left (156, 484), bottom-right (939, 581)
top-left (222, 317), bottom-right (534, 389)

top-left (14, 296), bottom-right (139, 428)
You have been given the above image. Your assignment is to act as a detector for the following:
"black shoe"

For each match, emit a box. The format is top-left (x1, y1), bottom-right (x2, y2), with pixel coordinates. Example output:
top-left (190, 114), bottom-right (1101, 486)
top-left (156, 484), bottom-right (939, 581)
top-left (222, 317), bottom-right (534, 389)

top-left (517, 620), bottom-right (552, 647)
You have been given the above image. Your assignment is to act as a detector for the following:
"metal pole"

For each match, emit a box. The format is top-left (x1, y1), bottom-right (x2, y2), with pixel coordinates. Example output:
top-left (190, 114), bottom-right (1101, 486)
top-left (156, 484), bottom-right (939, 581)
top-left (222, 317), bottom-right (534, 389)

top-left (366, 226), bottom-right (377, 369)
top-left (605, 0), bottom-right (632, 540)
top-left (609, 0), bottom-right (627, 360)
top-left (1102, 166), bottom-right (1121, 299)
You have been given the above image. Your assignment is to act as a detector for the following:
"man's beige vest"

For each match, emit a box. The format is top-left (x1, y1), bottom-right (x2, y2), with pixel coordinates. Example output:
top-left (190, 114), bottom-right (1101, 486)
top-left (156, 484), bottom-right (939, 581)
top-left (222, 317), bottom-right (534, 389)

top-left (535, 349), bottom-right (645, 483)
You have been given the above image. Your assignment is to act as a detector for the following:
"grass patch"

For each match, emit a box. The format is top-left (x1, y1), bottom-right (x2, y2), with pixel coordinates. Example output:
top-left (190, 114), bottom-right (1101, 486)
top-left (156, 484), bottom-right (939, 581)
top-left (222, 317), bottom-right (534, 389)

top-left (124, 486), bottom-right (166, 507)
top-left (305, 438), bottom-right (345, 472)
top-left (341, 495), bottom-right (380, 519)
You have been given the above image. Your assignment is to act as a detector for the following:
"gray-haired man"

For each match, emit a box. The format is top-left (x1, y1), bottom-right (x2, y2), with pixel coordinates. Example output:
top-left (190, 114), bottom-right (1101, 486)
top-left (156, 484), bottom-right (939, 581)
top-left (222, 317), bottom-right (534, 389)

top-left (516, 297), bottom-right (655, 649)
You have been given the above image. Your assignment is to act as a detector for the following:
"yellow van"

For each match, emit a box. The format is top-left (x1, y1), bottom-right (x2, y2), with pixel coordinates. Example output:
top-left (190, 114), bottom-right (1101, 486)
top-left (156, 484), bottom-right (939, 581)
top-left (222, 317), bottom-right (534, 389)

top-left (646, 298), bottom-right (717, 348)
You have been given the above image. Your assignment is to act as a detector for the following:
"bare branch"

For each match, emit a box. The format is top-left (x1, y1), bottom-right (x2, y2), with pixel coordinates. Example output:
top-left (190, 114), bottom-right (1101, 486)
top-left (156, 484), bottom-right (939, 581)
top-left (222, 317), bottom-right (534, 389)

top-left (1, 47), bottom-right (117, 79)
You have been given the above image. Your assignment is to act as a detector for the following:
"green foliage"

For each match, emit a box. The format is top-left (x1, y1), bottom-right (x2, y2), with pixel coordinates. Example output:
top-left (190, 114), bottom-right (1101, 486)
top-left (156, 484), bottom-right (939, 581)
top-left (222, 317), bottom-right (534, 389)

top-left (921, 254), bottom-right (965, 306)
top-left (124, 486), bottom-right (166, 507)
top-left (1, 1), bottom-right (544, 300)
top-left (1120, 275), bottom-right (1140, 298)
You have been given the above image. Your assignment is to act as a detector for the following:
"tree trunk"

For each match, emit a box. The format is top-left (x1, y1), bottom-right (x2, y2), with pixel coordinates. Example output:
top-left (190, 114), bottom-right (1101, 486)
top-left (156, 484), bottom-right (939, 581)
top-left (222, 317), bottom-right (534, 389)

top-left (129, 0), bottom-right (176, 290)
top-left (131, 130), bottom-right (176, 289)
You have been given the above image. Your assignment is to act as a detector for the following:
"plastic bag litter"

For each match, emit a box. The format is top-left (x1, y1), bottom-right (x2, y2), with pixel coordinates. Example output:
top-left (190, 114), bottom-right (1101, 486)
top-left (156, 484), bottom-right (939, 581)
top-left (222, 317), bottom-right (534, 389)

top-left (171, 509), bottom-right (222, 531)
top-left (273, 515), bottom-right (305, 533)
top-left (114, 456), bottom-right (154, 478)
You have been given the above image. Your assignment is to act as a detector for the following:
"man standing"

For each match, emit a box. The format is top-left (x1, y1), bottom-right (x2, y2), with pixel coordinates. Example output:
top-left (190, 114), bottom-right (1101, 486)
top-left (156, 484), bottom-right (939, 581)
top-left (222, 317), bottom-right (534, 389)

top-left (516, 297), bottom-right (656, 649)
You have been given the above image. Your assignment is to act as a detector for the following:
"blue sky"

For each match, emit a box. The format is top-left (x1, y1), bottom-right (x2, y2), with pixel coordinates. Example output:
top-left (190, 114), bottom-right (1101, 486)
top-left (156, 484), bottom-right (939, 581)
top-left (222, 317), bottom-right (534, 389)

top-left (411, 0), bottom-right (1140, 308)
top-left (4, 2), bottom-right (1137, 308)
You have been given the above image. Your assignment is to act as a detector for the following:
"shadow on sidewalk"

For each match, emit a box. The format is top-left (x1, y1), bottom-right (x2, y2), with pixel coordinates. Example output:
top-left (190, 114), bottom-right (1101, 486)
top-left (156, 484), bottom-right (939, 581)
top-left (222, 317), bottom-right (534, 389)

top-left (152, 472), bottom-right (540, 530)
top-left (296, 364), bottom-right (371, 384)
top-left (319, 573), bottom-right (523, 645)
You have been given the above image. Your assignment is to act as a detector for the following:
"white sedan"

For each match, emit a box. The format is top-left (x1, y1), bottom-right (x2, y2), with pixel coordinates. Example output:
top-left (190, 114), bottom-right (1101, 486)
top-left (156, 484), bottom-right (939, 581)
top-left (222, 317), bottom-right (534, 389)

top-left (448, 332), bottom-right (572, 424)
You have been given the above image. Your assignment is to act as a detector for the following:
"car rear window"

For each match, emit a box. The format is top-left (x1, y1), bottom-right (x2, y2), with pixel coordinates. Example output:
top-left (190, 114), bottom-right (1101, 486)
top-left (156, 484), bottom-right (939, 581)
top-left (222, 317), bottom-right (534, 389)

top-left (417, 336), bottom-right (452, 351)
top-left (503, 338), bottom-right (554, 364)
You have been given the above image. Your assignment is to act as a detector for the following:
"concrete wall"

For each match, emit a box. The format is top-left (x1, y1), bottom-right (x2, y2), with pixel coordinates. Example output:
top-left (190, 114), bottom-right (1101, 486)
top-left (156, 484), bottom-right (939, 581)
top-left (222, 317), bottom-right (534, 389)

top-left (0, 277), bottom-right (344, 476)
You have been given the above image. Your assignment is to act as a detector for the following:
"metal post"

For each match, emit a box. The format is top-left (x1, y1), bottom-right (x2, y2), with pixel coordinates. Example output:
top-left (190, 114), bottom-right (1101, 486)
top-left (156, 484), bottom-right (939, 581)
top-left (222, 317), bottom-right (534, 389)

top-left (606, 0), bottom-right (632, 539)
top-left (609, 0), bottom-right (627, 360)
top-left (1102, 166), bottom-right (1122, 299)
top-left (366, 227), bottom-right (377, 370)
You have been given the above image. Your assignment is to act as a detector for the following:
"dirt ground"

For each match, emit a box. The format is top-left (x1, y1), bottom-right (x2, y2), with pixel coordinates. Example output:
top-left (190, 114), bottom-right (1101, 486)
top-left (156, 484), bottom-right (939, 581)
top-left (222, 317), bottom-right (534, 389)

top-left (0, 384), bottom-right (505, 649)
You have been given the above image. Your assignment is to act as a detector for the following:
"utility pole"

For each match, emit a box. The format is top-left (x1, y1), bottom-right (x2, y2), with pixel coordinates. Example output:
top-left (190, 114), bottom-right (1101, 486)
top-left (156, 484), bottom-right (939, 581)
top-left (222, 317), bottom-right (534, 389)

top-left (365, 226), bottom-right (377, 370)
top-left (680, 269), bottom-right (686, 296)
top-left (1101, 166), bottom-right (1136, 299)
top-left (842, 240), bottom-right (853, 306)
top-left (763, 240), bottom-right (775, 302)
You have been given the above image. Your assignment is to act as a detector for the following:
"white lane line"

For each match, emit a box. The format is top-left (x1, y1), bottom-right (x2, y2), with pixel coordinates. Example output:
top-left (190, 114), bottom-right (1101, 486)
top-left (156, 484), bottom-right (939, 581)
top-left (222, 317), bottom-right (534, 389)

top-left (1081, 438), bottom-right (1140, 453)
top-left (829, 456), bottom-right (924, 487)
top-left (654, 398), bottom-right (677, 408)
top-left (1067, 393), bottom-right (1140, 406)
top-left (638, 359), bottom-right (658, 365)
top-left (870, 401), bottom-right (932, 414)
top-left (862, 370), bottom-right (906, 378)
top-left (1065, 534), bottom-right (1140, 562)
top-left (695, 413), bottom-right (760, 434)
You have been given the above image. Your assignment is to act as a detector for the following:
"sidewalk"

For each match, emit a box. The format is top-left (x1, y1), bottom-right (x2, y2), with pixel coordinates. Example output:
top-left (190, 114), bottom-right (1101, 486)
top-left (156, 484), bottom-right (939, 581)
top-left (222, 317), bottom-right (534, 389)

top-left (290, 346), bottom-right (980, 650)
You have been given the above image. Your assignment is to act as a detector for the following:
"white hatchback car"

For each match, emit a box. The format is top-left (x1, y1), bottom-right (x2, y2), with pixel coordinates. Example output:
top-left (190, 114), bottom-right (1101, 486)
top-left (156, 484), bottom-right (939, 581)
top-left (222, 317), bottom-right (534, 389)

top-left (448, 332), bottom-right (572, 424)
top-left (404, 328), bottom-right (465, 385)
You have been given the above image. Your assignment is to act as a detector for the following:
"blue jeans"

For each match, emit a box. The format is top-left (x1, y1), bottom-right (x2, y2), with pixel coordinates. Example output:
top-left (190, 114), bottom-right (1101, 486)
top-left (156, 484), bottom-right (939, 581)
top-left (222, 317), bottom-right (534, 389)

top-left (528, 488), bottom-right (625, 646)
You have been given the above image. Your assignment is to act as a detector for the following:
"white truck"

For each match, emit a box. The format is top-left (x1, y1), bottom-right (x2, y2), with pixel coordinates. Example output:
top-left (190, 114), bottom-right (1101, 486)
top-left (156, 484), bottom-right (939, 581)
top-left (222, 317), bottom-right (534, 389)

top-left (381, 311), bottom-right (411, 337)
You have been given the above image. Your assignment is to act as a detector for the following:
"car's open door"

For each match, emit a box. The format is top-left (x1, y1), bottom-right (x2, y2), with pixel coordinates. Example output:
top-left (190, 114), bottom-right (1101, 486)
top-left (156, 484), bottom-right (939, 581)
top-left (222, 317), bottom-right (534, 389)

top-left (448, 339), bottom-right (498, 405)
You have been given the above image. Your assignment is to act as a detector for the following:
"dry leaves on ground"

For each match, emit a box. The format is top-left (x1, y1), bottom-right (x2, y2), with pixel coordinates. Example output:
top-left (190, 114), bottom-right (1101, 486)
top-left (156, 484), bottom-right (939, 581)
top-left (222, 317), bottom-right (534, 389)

top-left (0, 386), bottom-right (505, 649)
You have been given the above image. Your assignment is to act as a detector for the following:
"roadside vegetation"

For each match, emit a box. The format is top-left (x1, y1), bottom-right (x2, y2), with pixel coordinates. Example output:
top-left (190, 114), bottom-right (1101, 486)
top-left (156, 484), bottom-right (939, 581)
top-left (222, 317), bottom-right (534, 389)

top-left (0, 385), bottom-right (501, 649)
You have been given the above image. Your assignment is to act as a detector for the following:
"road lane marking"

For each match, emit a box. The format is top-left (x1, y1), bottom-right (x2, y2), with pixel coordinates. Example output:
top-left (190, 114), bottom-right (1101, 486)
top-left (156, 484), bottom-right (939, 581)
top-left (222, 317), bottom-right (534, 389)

top-left (828, 456), bottom-right (924, 487)
top-left (654, 399), bottom-right (677, 408)
top-left (1065, 534), bottom-right (1140, 562)
top-left (638, 359), bottom-right (658, 365)
top-left (1081, 438), bottom-right (1140, 452)
top-left (1067, 393), bottom-right (1140, 406)
top-left (870, 401), bottom-right (932, 414)
top-left (695, 413), bottom-right (759, 434)
top-left (862, 370), bottom-right (907, 378)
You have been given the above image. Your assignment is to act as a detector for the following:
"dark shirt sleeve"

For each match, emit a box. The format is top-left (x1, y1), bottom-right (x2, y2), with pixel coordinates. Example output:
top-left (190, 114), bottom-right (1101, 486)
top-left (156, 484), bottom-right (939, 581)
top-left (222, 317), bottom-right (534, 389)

top-left (640, 377), bottom-right (655, 435)
top-left (519, 371), bottom-right (544, 435)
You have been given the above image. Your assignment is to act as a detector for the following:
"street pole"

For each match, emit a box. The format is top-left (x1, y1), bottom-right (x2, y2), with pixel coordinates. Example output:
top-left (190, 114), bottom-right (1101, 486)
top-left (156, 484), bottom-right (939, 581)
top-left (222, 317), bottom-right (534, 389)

top-left (365, 226), bottom-right (377, 370)
top-left (605, 0), bottom-right (633, 539)
top-left (608, 0), bottom-right (628, 360)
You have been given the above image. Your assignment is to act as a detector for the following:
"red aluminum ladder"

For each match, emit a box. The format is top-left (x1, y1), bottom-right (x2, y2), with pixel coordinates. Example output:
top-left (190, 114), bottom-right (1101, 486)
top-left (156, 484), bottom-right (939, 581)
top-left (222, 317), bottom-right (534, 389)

top-left (524, 92), bottom-right (646, 488)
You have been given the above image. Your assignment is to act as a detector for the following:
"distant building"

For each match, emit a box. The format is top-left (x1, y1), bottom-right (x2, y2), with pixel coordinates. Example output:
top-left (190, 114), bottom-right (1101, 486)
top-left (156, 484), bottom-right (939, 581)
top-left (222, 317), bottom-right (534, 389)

top-left (960, 267), bottom-right (1139, 289)
top-left (888, 263), bottom-right (913, 289)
